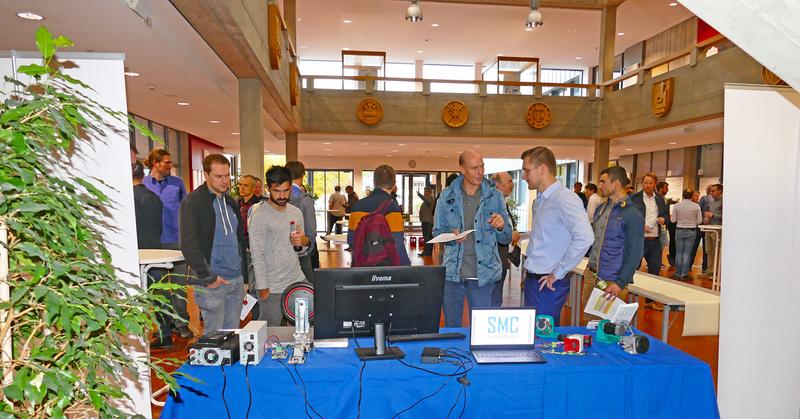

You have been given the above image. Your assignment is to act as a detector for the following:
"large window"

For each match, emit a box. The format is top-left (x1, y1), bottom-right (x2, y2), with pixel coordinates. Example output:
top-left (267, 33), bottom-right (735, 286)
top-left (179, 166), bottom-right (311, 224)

top-left (129, 113), bottom-right (183, 176)
top-left (298, 59), bottom-right (343, 90)
top-left (307, 169), bottom-right (354, 233)
top-left (541, 69), bottom-right (584, 96)
top-left (385, 62), bottom-right (416, 92)
top-left (423, 63), bottom-right (475, 93)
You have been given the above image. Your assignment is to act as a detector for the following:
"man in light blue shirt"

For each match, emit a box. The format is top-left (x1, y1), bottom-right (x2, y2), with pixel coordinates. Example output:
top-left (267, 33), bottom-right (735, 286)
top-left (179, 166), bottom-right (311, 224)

top-left (521, 146), bottom-right (594, 325)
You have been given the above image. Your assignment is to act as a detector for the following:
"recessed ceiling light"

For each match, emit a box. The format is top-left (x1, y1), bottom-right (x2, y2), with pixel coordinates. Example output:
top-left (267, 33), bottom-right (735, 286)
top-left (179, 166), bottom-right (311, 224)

top-left (617, 32), bottom-right (625, 36)
top-left (668, 141), bottom-right (677, 145)
top-left (575, 57), bottom-right (582, 60)
top-left (210, 120), bottom-right (220, 124)
top-left (472, 145), bottom-right (480, 148)
top-left (124, 71), bottom-right (140, 77)
top-left (362, 142), bottom-right (369, 145)
top-left (386, 154), bottom-right (393, 157)
top-left (343, 47), bottom-right (350, 51)
top-left (232, 132), bottom-right (240, 135)
top-left (16, 11), bottom-right (44, 21)
top-left (398, 144), bottom-right (407, 146)
top-left (669, 2), bottom-right (678, 6)
top-left (417, 50), bottom-right (424, 53)
top-left (625, 148), bottom-right (632, 151)
top-left (443, 156), bottom-right (450, 158)
top-left (343, 19), bottom-right (352, 24)
top-left (431, 23), bottom-right (439, 27)
top-left (297, 18), bottom-right (302, 21)
top-left (177, 102), bottom-right (190, 106)
top-left (525, 28), bottom-right (533, 32)
top-left (322, 142), bottom-right (332, 145)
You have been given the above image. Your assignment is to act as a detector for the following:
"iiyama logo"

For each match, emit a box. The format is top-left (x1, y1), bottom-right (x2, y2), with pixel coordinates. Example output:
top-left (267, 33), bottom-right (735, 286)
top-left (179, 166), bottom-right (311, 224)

top-left (371, 275), bottom-right (392, 282)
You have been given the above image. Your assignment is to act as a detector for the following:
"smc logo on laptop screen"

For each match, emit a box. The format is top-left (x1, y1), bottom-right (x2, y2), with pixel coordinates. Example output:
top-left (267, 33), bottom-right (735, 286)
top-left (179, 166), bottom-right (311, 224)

top-left (471, 309), bottom-right (536, 346)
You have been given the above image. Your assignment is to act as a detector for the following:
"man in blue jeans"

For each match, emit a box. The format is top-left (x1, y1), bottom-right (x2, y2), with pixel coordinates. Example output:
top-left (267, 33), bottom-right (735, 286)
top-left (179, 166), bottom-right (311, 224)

top-left (434, 150), bottom-right (511, 327)
top-left (521, 146), bottom-right (593, 325)
top-left (180, 154), bottom-right (247, 334)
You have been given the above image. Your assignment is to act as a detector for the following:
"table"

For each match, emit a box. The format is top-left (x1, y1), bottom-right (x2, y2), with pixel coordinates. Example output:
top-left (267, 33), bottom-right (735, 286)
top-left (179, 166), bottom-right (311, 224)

top-left (161, 327), bottom-right (719, 419)
top-left (138, 249), bottom-right (184, 289)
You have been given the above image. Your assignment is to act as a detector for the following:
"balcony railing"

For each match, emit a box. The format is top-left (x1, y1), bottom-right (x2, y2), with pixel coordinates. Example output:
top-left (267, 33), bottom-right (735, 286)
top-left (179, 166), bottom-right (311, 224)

top-left (301, 75), bottom-right (601, 98)
top-left (603, 34), bottom-right (731, 91)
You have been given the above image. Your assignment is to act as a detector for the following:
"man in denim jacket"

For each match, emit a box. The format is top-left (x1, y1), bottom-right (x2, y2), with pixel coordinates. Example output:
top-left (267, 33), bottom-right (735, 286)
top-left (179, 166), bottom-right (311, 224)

top-left (434, 150), bottom-right (512, 327)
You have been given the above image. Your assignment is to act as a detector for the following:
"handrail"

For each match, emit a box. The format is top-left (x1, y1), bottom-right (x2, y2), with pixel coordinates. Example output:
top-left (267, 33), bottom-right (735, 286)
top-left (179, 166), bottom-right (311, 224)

top-left (301, 74), bottom-right (598, 90)
top-left (602, 34), bottom-right (729, 87)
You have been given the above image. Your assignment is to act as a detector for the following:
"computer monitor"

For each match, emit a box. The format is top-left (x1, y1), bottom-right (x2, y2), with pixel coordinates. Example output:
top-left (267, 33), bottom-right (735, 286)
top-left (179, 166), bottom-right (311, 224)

top-left (313, 266), bottom-right (445, 360)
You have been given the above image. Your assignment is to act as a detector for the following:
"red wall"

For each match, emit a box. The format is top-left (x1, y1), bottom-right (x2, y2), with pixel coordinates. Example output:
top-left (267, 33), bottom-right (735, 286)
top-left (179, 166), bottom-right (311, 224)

top-left (188, 134), bottom-right (224, 190)
top-left (697, 18), bottom-right (720, 43)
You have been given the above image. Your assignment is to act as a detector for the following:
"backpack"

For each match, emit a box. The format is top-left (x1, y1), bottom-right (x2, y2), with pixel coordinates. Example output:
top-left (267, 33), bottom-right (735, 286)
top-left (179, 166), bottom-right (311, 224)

top-left (352, 199), bottom-right (401, 267)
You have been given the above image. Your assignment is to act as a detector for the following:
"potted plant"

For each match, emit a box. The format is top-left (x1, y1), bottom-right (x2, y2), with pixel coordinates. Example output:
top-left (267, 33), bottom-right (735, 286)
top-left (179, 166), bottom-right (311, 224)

top-left (0, 27), bottom-right (178, 417)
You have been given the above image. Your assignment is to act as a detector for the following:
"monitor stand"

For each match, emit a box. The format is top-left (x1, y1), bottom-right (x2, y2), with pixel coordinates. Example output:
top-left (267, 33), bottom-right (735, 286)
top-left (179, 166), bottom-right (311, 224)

top-left (354, 322), bottom-right (405, 361)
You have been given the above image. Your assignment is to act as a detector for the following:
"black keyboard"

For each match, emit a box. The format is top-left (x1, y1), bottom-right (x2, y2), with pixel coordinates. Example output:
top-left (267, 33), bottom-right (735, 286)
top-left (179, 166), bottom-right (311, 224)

top-left (386, 332), bottom-right (466, 343)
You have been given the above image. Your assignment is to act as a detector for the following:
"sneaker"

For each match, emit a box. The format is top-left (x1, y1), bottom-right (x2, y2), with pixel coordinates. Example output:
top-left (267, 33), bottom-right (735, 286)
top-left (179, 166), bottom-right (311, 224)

top-left (174, 325), bottom-right (194, 339)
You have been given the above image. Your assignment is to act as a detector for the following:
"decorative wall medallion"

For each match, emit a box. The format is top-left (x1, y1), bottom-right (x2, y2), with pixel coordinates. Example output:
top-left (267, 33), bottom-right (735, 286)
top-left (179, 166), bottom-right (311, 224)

top-left (442, 100), bottom-right (469, 128)
top-left (356, 98), bottom-right (383, 125)
top-left (290, 62), bottom-right (299, 106)
top-left (651, 77), bottom-right (675, 117)
top-left (526, 102), bottom-right (552, 129)
top-left (761, 66), bottom-right (787, 86)
top-left (268, 5), bottom-right (282, 70)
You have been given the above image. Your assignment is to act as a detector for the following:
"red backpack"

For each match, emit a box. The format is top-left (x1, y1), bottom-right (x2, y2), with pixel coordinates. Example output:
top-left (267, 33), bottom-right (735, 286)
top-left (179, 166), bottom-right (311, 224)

top-left (352, 199), bottom-right (401, 267)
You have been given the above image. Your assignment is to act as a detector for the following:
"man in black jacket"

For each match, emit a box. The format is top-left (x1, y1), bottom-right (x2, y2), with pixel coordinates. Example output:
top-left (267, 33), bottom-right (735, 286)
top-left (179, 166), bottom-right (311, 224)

top-left (630, 173), bottom-right (669, 276)
top-left (180, 154), bottom-right (247, 334)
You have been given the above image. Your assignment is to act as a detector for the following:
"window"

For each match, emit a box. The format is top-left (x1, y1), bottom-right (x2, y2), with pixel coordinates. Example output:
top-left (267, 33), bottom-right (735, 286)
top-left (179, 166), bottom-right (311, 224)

top-left (424, 63), bottom-right (475, 93)
top-left (307, 169), bottom-right (354, 233)
top-left (298, 59), bottom-right (343, 90)
top-left (385, 62), bottom-right (416, 92)
top-left (541, 68), bottom-right (585, 96)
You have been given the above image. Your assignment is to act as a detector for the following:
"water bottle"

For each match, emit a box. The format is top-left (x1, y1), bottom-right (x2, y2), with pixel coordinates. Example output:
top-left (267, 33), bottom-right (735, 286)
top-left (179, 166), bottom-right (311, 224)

top-left (290, 221), bottom-right (302, 251)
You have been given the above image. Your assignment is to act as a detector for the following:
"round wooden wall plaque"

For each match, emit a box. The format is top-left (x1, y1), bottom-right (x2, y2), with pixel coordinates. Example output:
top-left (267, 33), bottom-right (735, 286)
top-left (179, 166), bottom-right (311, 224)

top-left (526, 102), bottom-right (552, 129)
top-left (356, 98), bottom-right (384, 125)
top-left (442, 100), bottom-right (469, 128)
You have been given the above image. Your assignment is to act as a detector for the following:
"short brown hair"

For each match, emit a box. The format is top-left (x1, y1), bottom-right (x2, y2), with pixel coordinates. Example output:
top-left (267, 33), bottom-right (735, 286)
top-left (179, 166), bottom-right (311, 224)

top-left (285, 160), bottom-right (306, 180)
top-left (600, 166), bottom-right (630, 187)
top-left (682, 188), bottom-right (695, 199)
top-left (374, 164), bottom-right (396, 190)
top-left (203, 153), bottom-right (230, 173)
top-left (520, 146), bottom-right (556, 174)
top-left (642, 172), bottom-right (658, 183)
top-left (147, 148), bottom-right (171, 168)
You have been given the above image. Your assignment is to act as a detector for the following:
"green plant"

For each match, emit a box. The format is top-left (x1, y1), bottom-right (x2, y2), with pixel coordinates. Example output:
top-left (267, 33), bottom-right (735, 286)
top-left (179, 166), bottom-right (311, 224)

top-left (0, 27), bottom-right (179, 417)
top-left (505, 197), bottom-right (520, 227)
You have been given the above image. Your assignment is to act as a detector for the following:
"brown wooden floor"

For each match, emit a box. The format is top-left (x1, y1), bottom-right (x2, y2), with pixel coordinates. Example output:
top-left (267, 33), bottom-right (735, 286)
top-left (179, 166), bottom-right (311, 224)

top-left (150, 238), bottom-right (718, 417)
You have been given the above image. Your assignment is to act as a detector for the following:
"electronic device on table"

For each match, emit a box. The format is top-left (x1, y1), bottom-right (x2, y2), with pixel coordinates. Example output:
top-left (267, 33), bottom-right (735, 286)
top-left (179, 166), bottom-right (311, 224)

top-left (469, 308), bottom-right (546, 364)
top-left (313, 266), bottom-right (445, 361)
top-left (188, 330), bottom-right (240, 366)
top-left (239, 320), bottom-right (268, 365)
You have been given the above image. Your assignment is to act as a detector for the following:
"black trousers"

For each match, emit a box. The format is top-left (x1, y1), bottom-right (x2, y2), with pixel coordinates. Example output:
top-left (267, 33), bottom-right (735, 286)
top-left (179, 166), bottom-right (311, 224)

top-left (420, 221), bottom-right (433, 256)
top-left (667, 222), bottom-right (677, 265)
top-left (327, 213), bottom-right (343, 235)
top-left (690, 227), bottom-right (703, 270)
top-left (642, 238), bottom-right (663, 275)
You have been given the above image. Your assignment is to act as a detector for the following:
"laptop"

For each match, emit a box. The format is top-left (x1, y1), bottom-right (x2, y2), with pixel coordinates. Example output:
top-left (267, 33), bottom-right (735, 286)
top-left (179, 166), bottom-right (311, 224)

top-left (469, 307), bottom-right (546, 364)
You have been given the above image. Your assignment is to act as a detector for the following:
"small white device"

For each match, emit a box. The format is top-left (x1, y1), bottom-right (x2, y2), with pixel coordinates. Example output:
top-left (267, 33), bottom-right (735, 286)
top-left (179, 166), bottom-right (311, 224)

top-left (239, 320), bottom-right (268, 365)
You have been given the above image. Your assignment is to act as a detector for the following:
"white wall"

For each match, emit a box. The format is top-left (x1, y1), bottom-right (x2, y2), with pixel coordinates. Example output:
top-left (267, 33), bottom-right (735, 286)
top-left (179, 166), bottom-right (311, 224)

top-left (719, 84), bottom-right (800, 418)
top-left (1, 51), bottom-right (150, 417)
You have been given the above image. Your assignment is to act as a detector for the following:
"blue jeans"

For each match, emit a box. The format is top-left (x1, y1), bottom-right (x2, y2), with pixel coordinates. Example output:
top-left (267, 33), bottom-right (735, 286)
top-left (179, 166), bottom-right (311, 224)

top-left (194, 276), bottom-right (245, 335)
top-left (674, 228), bottom-right (697, 277)
top-left (443, 279), bottom-right (493, 327)
top-left (524, 272), bottom-right (570, 326)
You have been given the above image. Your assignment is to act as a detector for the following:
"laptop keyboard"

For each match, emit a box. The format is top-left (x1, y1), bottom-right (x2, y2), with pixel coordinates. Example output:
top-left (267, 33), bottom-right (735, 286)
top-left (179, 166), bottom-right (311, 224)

top-left (473, 350), bottom-right (535, 358)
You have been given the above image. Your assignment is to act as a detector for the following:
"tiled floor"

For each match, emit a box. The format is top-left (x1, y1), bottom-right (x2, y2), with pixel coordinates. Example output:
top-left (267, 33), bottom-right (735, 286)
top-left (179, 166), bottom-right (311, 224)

top-left (150, 238), bottom-right (719, 417)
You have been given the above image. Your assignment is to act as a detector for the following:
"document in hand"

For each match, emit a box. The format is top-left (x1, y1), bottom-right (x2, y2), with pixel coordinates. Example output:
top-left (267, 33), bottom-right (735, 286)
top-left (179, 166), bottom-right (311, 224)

top-left (240, 293), bottom-right (258, 321)
top-left (584, 288), bottom-right (639, 324)
top-left (428, 229), bottom-right (475, 244)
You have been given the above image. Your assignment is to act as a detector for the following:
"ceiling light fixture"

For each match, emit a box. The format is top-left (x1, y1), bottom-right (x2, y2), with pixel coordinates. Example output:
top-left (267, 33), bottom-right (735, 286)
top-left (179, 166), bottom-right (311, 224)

top-left (625, 148), bottom-right (632, 151)
top-left (525, 0), bottom-right (543, 29)
top-left (417, 50), bottom-right (424, 53)
top-left (405, 0), bottom-right (423, 22)
top-left (232, 132), bottom-right (240, 135)
top-left (343, 19), bottom-right (352, 24)
top-left (177, 102), bottom-right (190, 106)
top-left (323, 142), bottom-right (332, 144)
top-left (668, 141), bottom-right (677, 145)
top-left (525, 27), bottom-right (533, 32)
top-left (16, 11), bottom-right (44, 21)
top-left (343, 47), bottom-right (350, 51)
top-left (575, 57), bottom-right (582, 60)
top-left (617, 32), bottom-right (625, 36)
top-left (210, 120), bottom-right (220, 124)
top-left (124, 71), bottom-right (140, 77)
top-left (431, 23), bottom-right (439, 27)
top-left (669, 2), bottom-right (678, 6)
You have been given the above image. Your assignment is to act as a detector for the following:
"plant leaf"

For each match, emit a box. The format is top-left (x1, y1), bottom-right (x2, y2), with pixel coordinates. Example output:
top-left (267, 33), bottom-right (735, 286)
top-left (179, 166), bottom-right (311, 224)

top-left (35, 26), bottom-right (55, 60)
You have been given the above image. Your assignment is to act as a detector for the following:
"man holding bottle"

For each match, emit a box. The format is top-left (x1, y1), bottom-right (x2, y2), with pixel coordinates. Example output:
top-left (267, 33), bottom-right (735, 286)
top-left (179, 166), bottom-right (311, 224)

top-left (583, 166), bottom-right (645, 314)
top-left (249, 166), bottom-right (309, 325)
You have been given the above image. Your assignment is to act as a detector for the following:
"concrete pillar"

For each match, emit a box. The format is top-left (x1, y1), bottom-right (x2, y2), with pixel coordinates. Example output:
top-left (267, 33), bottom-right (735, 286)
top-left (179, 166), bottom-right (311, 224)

top-left (286, 131), bottom-right (298, 162)
top-left (474, 62), bottom-right (483, 94)
top-left (239, 79), bottom-right (264, 180)
top-left (683, 145), bottom-right (699, 191)
top-left (598, 6), bottom-right (617, 85)
top-left (415, 59), bottom-right (424, 92)
top-left (593, 138), bottom-right (610, 183)
top-left (285, 0), bottom-right (296, 52)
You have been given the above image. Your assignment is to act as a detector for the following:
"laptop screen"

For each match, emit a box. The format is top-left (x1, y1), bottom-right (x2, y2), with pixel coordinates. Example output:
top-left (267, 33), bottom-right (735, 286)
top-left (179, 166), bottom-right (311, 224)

top-left (470, 309), bottom-right (536, 346)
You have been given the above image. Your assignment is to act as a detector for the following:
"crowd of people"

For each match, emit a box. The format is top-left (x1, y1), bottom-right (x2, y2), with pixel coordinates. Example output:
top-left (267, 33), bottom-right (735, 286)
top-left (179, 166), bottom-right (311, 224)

top-left (131, 144), bottom-right (723, 345)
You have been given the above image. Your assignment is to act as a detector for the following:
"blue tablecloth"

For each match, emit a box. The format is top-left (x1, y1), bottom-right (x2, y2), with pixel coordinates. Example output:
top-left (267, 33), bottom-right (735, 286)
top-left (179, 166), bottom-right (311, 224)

top-left (161, 327), bottom-right (719, 418)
